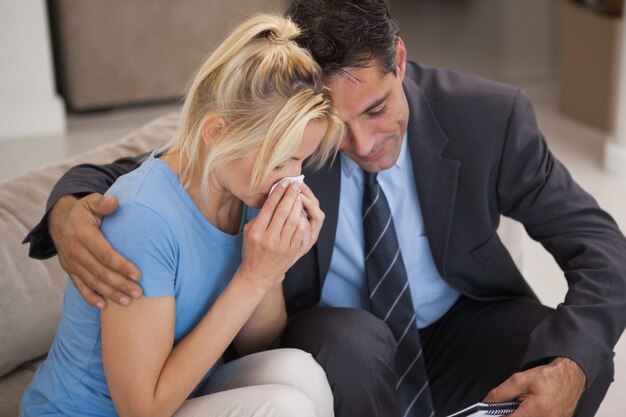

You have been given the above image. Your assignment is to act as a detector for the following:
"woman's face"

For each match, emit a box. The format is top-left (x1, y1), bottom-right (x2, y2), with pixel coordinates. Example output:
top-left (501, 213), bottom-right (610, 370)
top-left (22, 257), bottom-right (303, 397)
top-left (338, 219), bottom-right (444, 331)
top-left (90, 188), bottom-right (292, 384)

top-left (220, 119), bottom-right (329, 209)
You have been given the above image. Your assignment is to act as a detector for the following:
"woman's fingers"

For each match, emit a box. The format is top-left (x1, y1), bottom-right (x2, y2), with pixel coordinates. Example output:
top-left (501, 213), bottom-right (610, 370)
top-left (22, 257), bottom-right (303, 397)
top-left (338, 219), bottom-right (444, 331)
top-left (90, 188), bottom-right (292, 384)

top-left (281, 196), bottom-right (305, 243)
top-left (298, 186), bottom-right (324, 243)
top-left (254, 179), bottom-right (291, 230)
top-left (266, 181), bottom-right (302, 238)
top-left (294, 214), bottom-right (312, 251)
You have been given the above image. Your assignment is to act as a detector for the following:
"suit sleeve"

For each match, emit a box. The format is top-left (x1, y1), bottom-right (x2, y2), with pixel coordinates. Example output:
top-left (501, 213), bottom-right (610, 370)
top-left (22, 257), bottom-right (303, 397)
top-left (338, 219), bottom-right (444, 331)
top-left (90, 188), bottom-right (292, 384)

top-left (23, 154), bottom-right (146, 259)
top-left (496, 90), bottom-right (626, 387)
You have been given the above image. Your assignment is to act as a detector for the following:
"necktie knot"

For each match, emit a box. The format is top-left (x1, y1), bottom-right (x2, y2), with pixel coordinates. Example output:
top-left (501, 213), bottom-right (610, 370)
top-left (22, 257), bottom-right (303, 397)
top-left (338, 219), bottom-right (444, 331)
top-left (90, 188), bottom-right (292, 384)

top-left (364, 171), bottom-right (378, 187)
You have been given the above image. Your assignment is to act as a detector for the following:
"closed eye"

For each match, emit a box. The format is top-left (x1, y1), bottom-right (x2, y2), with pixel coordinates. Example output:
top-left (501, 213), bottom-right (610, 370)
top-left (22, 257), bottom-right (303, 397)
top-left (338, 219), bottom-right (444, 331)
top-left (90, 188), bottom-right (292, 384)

top-left (367, 104), bottom-right (388, 117)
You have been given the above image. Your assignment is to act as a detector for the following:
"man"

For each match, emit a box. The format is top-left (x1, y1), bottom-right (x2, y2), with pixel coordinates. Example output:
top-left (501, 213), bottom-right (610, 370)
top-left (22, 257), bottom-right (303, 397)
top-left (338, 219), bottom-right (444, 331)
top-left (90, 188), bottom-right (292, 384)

top-left (25, 1), bottom-right (626, 416)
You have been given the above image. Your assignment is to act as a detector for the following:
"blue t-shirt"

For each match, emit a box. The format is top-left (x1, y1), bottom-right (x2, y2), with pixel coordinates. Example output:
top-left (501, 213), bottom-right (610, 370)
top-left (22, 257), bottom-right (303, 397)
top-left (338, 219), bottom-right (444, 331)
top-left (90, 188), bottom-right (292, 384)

top-left (21, 155), bottom-right (245, 417)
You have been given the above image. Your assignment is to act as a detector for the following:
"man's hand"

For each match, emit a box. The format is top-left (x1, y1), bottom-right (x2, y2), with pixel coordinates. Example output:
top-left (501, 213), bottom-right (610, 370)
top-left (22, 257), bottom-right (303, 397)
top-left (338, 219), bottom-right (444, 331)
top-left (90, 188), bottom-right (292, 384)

top-left (484, 357), bottom-right (586, 417)
top-left (50, 194), bottom-right (143, 309)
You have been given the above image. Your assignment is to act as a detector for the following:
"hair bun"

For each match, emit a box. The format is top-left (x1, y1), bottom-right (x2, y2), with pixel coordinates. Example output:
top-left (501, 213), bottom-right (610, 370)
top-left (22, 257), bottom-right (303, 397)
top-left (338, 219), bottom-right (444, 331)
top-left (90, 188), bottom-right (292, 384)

top-left (267, 31), bottom-right (288, 45)
top-left (265, 18), bottom-right (299, 45)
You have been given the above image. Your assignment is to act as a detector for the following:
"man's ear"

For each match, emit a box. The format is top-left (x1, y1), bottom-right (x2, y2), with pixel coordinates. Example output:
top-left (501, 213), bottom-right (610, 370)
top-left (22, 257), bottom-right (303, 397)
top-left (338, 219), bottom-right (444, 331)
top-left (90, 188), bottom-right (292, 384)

top-left (201, 116), bottom-right (227, 147)
top-left (395, 37), bottom-right (407, 80)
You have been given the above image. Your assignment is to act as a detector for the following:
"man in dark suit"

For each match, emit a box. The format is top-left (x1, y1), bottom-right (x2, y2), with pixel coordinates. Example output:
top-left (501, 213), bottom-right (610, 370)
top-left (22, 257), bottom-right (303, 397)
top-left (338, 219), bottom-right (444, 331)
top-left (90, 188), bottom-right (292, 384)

top-left (25, 1), bottom-right (626, 416)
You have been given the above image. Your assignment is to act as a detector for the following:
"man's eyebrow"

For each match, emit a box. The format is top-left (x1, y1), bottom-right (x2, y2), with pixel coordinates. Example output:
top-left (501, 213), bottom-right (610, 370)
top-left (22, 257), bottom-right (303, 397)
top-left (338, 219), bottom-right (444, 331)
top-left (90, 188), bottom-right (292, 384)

top-left (361, 91), bottom-right (391, 115)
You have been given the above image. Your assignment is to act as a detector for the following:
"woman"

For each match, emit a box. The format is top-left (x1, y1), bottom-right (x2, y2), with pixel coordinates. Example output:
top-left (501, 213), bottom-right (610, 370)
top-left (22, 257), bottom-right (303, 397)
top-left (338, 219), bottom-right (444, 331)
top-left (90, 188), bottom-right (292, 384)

top-left (20, 13), bottom-right (344, 417)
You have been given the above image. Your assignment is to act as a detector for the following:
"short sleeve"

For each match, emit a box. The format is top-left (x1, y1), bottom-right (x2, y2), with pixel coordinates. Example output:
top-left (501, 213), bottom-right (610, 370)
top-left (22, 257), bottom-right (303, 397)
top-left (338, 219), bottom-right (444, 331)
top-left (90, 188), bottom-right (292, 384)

top-left (101, 202), bottom-right (178, 297)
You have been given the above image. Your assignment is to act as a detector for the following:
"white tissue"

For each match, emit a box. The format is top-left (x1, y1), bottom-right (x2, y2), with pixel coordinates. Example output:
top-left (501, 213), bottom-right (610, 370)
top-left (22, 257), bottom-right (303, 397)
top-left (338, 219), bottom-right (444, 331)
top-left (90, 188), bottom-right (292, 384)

top-left (269, 175), bottom-right (305, 195)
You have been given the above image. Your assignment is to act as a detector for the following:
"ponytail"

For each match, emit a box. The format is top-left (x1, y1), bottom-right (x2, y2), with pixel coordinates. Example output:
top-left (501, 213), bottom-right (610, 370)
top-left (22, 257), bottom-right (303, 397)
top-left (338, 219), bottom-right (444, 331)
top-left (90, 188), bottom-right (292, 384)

top-left (166, 13), bottom-right (344, 204)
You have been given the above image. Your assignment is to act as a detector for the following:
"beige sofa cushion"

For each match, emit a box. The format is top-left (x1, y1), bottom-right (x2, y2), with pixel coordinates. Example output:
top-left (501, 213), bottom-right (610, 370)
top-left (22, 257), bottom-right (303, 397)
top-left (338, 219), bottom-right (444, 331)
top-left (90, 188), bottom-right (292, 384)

top-left (0, 112), bottom-right (179, 379)
top-left (0, 357), bottom-right (44, 415)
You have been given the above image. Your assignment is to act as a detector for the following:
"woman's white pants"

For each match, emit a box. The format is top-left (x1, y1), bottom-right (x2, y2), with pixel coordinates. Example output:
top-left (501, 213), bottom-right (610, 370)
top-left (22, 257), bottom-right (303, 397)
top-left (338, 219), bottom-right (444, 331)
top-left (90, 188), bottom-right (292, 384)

top-left (173, 348), bottom-right (334, 417)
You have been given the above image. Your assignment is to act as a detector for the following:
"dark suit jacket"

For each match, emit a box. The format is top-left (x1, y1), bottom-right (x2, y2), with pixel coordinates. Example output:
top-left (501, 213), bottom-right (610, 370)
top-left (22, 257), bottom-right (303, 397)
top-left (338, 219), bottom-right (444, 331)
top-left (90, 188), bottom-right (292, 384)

top-left (26, 62), bottom-right (626, 389)
top-left (284, 62), bottom-right (626, 388)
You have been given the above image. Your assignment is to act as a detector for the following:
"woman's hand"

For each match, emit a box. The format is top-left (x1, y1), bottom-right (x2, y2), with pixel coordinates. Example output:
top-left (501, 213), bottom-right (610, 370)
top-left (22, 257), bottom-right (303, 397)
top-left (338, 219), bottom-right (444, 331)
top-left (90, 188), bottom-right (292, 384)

top-left (237, 179), bottom-right (322, 293)
top-left (298, 181), bottom-right (325, 253)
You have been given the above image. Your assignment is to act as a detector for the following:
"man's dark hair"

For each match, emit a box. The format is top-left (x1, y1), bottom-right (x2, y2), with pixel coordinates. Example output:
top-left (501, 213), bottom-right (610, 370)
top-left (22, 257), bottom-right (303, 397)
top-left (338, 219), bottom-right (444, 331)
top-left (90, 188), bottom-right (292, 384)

top-left (285, 0), bottom-right (400, 77)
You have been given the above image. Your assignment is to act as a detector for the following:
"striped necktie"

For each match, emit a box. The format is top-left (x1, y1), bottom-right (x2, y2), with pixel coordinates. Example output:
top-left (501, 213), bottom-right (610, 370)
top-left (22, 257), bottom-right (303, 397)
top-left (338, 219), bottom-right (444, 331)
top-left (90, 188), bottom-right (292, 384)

top-left (362, 171), bottom-right (435, 417)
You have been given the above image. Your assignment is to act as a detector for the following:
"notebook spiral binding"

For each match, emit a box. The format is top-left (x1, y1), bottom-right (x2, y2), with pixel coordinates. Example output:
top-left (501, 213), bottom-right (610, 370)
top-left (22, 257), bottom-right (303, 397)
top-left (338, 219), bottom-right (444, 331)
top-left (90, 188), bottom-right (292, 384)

top-left (484, 401), bottom-right (520, 415)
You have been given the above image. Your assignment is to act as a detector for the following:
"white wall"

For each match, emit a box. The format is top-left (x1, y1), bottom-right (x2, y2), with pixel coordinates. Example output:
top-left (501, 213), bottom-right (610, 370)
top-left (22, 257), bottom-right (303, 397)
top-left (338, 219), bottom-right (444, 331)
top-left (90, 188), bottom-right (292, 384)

top-left (605, 24), bottom-right (626, 177)
top-left (0, 0), bottom-right (65, 141)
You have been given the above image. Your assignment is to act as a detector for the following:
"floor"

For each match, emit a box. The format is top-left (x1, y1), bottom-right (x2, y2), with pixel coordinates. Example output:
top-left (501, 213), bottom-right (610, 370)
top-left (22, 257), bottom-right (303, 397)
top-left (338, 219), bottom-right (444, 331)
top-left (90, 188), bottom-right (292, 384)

top-left (2, 2), bottom-right (626, 415)
top-left (0, 103), bottom-right (180, 182)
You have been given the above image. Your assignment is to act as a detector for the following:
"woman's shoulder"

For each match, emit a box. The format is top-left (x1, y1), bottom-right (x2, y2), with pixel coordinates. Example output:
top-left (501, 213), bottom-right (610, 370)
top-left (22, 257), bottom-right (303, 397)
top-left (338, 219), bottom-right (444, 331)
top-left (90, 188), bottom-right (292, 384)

top-left (106, 156), bottom-right (190, 225)
top-left (107, 156), bottom-right (173, 203)
top-left (101, 159), bottom-right (179, 249)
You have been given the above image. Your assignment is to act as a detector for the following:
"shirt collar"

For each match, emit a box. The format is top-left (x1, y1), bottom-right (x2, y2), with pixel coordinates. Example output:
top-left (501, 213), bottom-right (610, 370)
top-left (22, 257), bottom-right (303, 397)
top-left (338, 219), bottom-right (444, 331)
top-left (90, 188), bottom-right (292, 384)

top-left (340, 131), bottom-right (410, 178)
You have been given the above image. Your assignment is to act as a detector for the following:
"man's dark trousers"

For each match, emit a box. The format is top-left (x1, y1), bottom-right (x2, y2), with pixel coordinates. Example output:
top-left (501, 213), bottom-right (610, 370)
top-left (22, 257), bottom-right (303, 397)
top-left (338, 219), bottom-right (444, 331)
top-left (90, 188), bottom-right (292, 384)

top-left (281, 297), bottom-right (614, 417)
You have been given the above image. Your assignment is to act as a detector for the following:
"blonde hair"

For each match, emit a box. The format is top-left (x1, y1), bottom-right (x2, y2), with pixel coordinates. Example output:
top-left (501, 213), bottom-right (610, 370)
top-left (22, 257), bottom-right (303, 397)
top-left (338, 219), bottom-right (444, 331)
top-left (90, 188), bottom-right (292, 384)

top-left (166, 13), bottom-right (344, 203)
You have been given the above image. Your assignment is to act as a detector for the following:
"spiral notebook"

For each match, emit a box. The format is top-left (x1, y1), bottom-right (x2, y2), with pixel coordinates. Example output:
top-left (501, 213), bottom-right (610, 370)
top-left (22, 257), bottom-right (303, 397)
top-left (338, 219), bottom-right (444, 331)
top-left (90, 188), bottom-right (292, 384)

top-left (445, 400), bottom-right (520, 417)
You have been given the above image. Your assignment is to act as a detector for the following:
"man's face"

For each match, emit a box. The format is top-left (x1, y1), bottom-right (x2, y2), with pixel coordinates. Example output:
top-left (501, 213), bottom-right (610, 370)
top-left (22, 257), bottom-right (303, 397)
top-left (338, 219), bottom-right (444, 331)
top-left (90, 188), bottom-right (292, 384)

top-left (325, 41), bottom-right (409, 173)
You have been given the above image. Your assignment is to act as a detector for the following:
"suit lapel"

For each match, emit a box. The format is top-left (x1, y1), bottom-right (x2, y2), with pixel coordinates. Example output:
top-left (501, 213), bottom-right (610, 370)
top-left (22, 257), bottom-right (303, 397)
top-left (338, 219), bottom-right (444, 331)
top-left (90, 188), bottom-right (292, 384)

top-left (284, 158), bottom-right (341, 310)
top-left (305, 157), bottom-right (342, 283)
top-left (404, 69), bottom-right (460, 275)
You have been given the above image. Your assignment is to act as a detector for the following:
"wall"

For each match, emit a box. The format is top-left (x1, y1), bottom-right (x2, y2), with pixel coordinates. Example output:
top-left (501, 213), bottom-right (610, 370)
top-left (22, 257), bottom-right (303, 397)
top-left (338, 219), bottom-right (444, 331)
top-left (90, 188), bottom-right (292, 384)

top-left (391, 0), bottom-right (558, 85)
top-left (0, 0), bottom-right (65, 141)
top-left (605, 22), bottom-right (626, 177)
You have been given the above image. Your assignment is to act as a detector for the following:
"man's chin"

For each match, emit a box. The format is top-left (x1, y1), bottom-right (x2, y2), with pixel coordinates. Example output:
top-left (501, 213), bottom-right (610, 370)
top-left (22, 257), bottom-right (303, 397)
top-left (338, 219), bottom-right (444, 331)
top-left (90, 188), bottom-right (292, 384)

top-left (354, 158), bottom-right (395, 174)
top-left (342, 148), bottom-right (398, 173)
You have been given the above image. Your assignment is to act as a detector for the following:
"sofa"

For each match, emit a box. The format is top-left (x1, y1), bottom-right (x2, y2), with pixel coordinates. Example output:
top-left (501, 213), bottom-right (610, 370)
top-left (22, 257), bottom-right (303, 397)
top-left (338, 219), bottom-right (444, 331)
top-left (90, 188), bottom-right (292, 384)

top-left (49, 0), bottom-right (289, 111)
top-left (0, 112), bottom-right (525, 416)
top-left (0, 113), bottom-right (179, 415)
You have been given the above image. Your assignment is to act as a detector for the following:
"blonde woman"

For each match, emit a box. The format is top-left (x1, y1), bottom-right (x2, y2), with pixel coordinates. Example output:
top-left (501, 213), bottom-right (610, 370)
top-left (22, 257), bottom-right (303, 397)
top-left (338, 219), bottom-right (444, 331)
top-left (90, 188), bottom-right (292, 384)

top-left (20, 13), bottom-right (343, 417)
